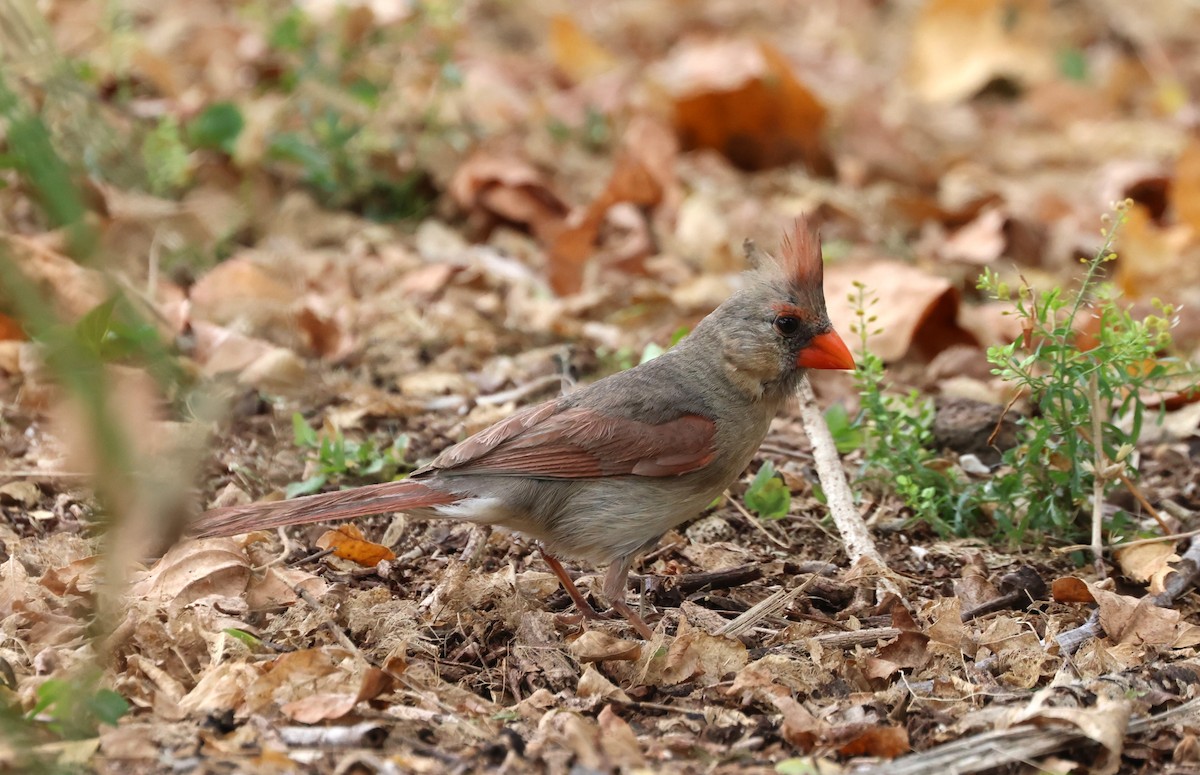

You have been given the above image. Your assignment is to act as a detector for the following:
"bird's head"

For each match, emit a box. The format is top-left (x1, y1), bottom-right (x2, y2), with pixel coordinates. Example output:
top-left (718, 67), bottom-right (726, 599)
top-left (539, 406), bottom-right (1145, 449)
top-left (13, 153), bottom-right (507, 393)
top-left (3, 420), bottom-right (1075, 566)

top-left (693, 217), bottom-right (854, 399)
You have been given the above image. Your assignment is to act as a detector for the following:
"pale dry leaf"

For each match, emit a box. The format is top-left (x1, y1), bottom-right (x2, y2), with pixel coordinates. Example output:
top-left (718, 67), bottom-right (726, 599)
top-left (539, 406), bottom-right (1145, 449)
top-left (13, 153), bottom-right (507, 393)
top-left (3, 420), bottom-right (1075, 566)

top-left (177, 662), bottom-right (263, 716)
top-left (1174, 138), bottom-right (1200, 235)
top-left (646, 615), bottom-right (747, 686)
top-left (189, 256), bottom-right (296, 328)
top-left (938, 207), bottom-right (1008, 265)
top-left (597, 705), bottom-right (645, 770)
top-left (907, 0), bottom-right (1056, 103)
top-left (576, 665), bottom-right (631, 702)
top-left (1116, 205), bottom-right (1197, 299)
top-left (728, 662), bottom-right (823, 751)
top-left (568, 630), bottom-right (642, 663)
top-left (651, 37), bottom-right (828, 171)
top-left (823, 260), bottom-right (974, 361)
top-left (549, 15), bottom-right (617, 83)
top-left (244, 565), bottom-right (328, 610)
top-left (130, 538), bottom-right (251, 613)
top-left (1115, 542), bottom-right (1181, 596)
top-left (1087, 583), bottom-right (1189, 648)
top-left (1008, 689), bottom-right (1131, 775)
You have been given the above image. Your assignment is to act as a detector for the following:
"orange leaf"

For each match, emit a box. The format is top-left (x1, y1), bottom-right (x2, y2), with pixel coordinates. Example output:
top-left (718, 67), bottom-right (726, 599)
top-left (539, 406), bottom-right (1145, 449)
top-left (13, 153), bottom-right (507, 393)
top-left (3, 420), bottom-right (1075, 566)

top-left (316, 525), bottom-right (396, 567)
top-left (656, 38), bottom-right (828, 172)
top-left (1050, 577), bottom-right (1094, 603)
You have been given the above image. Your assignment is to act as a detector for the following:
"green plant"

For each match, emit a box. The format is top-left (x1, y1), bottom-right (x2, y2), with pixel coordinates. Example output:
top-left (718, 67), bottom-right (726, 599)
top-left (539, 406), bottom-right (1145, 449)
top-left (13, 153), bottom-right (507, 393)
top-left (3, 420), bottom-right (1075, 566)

top-left (851, 284), bottom-right (976, 534)
top-left (288, 413), bottom-right (414, 497)
top-left (141, 116), bottom-right (190, 195)
top-left (256, 6), bottom-right (444, 221)
top-left (853, 202), bottom-right (1193, 543)
top-left (977, 200), bottom-right (1188, 541)
top-left (745, 460), bottom-right (791, 520)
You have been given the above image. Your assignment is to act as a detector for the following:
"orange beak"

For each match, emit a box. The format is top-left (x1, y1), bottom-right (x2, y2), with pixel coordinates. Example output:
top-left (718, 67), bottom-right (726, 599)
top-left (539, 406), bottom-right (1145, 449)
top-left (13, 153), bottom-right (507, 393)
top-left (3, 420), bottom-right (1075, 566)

top-left (796, 330), bottom-right (855, 370)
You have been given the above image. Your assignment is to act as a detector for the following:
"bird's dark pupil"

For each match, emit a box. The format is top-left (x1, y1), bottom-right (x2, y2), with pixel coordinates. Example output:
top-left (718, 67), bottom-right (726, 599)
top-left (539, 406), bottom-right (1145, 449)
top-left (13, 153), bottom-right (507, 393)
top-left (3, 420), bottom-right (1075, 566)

top-left (775, 316), bottom-right (799, 335)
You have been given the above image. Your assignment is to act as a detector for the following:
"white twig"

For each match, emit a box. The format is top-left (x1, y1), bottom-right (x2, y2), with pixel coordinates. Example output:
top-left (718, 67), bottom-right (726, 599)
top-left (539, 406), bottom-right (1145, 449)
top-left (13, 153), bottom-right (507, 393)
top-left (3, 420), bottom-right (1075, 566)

top-left (796, 379), bottom-right (886, 570)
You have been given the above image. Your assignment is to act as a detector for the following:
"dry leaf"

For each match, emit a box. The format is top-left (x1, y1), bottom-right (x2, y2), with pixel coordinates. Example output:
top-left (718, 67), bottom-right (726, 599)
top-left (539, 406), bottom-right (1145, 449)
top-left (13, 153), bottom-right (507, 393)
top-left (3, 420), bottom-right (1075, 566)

top-left (653, 38), bottom-right (829, 172)
top-left (130, 538), bottom-right (251, 612)
top-left (547, 116), bottom-right (677, 294)
top-left (1008, 689), bottom-right (1131, 775)
top-left (576, 665), bottom-right (631, 702)
top-left (549, 15), bottom-right (617, 83)
top-left (317, 525), bottom-right (396, 567)
top-left (568, 630), bottom-right (642, 663)
top-left (907, 0), bottom-right (1055, 103)
top-left (449, 148), bottom-right (569, 242)
top-left (1087, 582), bottom-right (1199, 648)
top-left (1115, 542), bottom-right (1181, 596)
top-left (824, 260), bottom-right (976, 361)
top-left (835, 724), bottom-right (910, 759)
top-left (1051, 577), bottom-right (1094, 603)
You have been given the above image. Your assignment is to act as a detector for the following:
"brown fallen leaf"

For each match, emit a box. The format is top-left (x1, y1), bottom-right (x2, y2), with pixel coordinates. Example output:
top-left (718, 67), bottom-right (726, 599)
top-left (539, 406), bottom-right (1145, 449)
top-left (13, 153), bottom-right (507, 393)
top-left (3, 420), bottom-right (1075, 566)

top-left (316, 524), bottom-right (396, 567)
top-left (1050, 576), bottom-right (1094, 604)
top-left (280, 667), bottom-right (391, 723)
top-left (576, 665), bottom-right (631, 703)
top-left (824, 260), bottom-right (976, 361)
top-left (652, 37), bottom-right (829, 173)
top-left (645, 614), bottom-right (747, 686)
top-left (449, 147), bottom-right (569, 244)
top-left (129, 538), bottom-right (251, 613)
top-left (597, 705), bottom-right (645, 770)
top-left (547, 116), bottom-right (677, 295)
top-left (728, 662), bottom-right (823, 751)
top-left (834, 724), bottom-right (910, 759)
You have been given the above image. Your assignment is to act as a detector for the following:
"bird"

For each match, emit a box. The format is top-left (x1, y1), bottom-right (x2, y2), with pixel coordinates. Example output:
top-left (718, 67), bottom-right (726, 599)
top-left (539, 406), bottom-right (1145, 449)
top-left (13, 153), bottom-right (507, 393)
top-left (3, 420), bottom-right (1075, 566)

top-left (192, 217), bottom-right (855, 638)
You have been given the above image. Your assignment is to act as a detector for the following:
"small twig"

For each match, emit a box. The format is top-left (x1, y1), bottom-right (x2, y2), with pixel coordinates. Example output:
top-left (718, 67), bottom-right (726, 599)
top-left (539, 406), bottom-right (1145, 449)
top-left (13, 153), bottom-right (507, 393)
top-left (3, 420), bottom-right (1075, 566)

top-left (667, 564), bottom-right (763, 596)
top-left (1057, 526), bottom-right (1200, 554)
top-left (796, 379), bottom-right (892, 583)
top-left (474, 374), bottom-right (563, 407)
top-left (811, 626), bottom-right (901, 649)
top-left (717, 562), bottom-right (829, 638)
top-left (987, 386), bottom-right (1025, 448)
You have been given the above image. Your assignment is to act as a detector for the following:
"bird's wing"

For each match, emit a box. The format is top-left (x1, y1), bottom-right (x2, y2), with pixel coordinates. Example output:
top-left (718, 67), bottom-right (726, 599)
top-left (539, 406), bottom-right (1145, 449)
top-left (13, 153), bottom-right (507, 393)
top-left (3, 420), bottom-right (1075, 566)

top-left (416, 401), bottom-right (717, 480)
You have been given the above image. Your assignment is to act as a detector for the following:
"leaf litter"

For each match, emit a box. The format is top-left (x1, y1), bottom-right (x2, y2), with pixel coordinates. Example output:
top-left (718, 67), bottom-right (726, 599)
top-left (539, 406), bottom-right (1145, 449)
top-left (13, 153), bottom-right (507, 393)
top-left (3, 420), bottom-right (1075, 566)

top-left (0, 0), bottom-right (1200, 773)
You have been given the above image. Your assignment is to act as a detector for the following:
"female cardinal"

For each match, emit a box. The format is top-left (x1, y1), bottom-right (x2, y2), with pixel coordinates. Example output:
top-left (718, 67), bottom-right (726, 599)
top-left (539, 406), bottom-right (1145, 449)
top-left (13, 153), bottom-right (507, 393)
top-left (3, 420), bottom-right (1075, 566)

top-left (193, 217), bottom-right (854, 638)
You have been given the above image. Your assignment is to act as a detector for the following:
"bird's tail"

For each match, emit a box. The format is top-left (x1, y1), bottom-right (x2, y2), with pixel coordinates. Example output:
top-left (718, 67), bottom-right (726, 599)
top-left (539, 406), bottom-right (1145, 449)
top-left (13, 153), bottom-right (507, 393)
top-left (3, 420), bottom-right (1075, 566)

top-left (191, 479), bottom-right (459, 537)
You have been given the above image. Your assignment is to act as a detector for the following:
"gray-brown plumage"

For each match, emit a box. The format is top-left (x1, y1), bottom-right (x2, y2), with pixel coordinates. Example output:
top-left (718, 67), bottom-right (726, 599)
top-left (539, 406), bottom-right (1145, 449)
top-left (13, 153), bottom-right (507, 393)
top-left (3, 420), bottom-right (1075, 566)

top-left (192, 217), bottom-right (854, 637)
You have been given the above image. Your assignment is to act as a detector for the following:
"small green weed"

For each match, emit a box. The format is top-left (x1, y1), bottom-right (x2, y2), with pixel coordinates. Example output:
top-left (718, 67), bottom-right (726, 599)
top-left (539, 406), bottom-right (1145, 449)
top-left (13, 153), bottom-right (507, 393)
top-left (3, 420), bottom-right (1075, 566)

top-left (288, 413), bottom-right (414, 497)
top-left (745, 460), bottom-right (791, 520)
top-left (853, 202), bottom-right (1191, 542)
top-left (851, 284), bottom-right (976, 534)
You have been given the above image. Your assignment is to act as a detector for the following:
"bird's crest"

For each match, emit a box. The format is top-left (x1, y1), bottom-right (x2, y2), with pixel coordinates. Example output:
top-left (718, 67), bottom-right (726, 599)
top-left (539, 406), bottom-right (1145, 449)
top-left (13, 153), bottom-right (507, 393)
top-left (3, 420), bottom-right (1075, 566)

top-left (742, 215), bottom-right (825, 294)
top-left (777, 215), bottom-right (823, 288)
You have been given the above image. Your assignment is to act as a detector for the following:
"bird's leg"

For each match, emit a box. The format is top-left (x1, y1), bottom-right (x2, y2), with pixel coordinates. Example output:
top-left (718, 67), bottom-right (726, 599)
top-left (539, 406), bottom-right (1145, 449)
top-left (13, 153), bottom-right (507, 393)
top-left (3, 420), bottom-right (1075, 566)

top-left (603, 558), bottom-right (654, 640)
top-left (539, 546), bottom-right (605, 621)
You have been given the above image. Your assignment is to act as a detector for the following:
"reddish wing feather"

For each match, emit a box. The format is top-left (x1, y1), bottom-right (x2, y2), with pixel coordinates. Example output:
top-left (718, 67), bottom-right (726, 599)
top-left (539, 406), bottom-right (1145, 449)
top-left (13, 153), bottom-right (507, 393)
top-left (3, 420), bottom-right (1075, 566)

top-left (419, 404), bottom-right (716, 480)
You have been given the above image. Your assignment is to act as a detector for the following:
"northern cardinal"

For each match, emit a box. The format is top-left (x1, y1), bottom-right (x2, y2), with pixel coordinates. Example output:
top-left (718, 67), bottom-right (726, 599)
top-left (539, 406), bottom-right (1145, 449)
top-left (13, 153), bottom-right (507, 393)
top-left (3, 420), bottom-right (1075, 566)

top-left (193, 217), bottom-right (854, 637)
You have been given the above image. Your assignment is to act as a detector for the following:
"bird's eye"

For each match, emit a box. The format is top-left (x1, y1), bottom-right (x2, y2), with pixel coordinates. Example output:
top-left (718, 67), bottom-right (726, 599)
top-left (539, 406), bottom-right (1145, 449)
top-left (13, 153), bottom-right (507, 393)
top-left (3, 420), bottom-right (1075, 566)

top-left (773, 315), bottom-right (800, 336)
